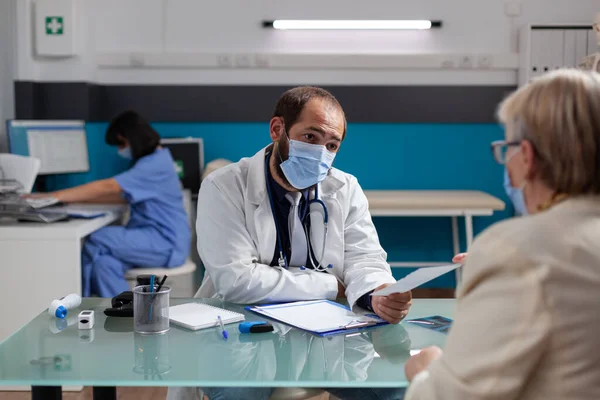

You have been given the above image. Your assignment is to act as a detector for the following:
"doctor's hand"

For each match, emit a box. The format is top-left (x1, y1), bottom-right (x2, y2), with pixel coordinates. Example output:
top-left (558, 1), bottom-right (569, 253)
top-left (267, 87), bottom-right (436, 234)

top-left (452, 253), bottom-right (468, 264)
top-left (405, 346), bottom-right (443, 382)
top-left (371, 284), bottom-right (412, 324)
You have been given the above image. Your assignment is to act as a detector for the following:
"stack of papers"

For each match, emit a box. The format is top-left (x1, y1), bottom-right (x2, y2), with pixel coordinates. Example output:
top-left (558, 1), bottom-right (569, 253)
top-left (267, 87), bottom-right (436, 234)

top-left (0, 183), bottom-right (22, 194)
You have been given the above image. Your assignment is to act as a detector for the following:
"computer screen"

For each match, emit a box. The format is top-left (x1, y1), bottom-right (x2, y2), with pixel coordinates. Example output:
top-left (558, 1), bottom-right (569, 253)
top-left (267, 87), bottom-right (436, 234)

top-left (6, 120), bottom-right (90, 175)
top-left (161, 138), bottom-right (204, 196)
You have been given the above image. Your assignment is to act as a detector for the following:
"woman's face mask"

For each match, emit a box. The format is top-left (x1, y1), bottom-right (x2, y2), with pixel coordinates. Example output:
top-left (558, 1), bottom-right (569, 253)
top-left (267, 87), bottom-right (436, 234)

top-left (504, 168), bottom-right (528, 216)
top-left (279, 135), bottom-right (336, 190)
top-left (503, 147), bottom-right (528, 216)
top-left (118, 147), bottom-right (133, 160)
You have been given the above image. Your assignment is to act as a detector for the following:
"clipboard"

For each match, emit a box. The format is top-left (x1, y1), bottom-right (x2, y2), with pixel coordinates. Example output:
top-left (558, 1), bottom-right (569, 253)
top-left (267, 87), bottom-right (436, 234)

top-left (246, 300), bottom-right (388, 337)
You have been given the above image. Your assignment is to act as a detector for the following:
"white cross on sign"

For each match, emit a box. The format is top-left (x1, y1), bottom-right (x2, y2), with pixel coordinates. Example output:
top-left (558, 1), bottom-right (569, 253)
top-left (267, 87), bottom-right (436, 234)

top-left (46, 17), bottom-right (63, 35)
top-left (174, 161), bottom-right (183, 175)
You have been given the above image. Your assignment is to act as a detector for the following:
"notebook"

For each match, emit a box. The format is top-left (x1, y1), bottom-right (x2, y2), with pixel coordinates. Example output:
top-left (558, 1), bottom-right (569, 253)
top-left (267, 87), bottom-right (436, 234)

top-left (169, 303), bottom-right (245, 331)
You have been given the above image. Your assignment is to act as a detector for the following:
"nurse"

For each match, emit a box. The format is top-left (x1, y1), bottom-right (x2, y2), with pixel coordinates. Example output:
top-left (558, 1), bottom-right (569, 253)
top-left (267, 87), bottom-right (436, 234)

top-left (34, 110), bottom-right (191, 297)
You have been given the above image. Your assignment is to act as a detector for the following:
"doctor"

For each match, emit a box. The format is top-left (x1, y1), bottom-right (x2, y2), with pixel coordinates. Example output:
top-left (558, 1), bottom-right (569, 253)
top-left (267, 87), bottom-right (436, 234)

top-left (196, 86), bottom-right (411, 318)
top-left (192, 87), bottom-right (409, 400)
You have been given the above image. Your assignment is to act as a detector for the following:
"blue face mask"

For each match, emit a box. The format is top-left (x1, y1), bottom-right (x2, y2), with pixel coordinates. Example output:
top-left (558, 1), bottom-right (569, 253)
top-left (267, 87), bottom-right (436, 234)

top-left (503, 168), bottom-right (528, 216)
top-left (280, 139), bottom-right (336, 190)
top-left (118, 147), bottom-right (132, 160)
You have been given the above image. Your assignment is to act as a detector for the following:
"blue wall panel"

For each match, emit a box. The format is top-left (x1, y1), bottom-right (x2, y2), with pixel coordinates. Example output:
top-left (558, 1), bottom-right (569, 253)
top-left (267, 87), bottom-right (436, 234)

top-left (45, 122), bottom-right (512, 287)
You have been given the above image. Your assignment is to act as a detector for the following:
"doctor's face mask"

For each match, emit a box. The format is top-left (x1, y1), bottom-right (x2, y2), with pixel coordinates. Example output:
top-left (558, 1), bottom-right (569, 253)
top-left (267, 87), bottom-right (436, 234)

top-left (276, 131), bottom-right (336, 190)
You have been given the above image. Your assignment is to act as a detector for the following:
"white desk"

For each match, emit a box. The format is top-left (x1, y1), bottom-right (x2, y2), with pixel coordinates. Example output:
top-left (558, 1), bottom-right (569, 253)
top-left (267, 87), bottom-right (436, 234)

top-left (0, 205), bottom-right (125, 342)
top-left (365, 190), bottom-right (505, 279)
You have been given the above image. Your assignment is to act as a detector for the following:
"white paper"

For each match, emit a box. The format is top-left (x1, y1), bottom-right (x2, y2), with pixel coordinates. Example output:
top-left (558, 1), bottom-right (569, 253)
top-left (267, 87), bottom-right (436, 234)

top-left (254, 300), bottom-right (381, 333)
top-left (372, 264), bottom-right (461, 296)
top-left (0, 154), bottom-right (41, 193)
top-left (43, 205), bottom-right (106, 218)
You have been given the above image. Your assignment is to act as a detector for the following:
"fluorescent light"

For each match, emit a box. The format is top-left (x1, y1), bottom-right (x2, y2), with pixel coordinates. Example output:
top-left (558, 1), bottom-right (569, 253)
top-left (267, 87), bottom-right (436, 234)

top-left (266, 20), bottom-right (441, 30)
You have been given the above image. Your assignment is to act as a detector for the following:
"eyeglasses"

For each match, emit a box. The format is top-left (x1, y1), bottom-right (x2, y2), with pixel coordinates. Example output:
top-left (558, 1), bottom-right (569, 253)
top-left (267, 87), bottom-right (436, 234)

top-left (491, 140), bottom-right (521, 165)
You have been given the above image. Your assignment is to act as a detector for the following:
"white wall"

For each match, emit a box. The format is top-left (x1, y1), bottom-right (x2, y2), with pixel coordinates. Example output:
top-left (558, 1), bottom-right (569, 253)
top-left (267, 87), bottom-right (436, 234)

top-left (13, 0), bottom-right (600, 86)
top-left (0, 0), bottom-right (16, 152)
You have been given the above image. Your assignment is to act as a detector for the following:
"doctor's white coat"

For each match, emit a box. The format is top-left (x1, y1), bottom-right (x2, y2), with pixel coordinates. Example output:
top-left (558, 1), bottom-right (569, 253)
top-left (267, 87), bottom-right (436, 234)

top-left (194, 146), bottom-right (396, 310)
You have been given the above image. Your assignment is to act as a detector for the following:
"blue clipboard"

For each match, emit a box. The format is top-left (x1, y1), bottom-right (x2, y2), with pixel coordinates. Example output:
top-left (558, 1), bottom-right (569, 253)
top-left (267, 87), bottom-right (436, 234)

top-left (246, 300), bottom-right (389, 337)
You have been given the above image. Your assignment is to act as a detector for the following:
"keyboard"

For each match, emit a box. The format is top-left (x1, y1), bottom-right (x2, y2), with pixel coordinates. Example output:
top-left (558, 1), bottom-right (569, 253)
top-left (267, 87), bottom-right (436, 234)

top-left (25, 197), bottom-right (60, 209)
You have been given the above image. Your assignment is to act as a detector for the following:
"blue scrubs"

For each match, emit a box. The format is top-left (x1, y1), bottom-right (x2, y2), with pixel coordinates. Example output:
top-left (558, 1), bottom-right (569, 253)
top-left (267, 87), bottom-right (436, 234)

top-left (82, 148), bottom-right (191, 297)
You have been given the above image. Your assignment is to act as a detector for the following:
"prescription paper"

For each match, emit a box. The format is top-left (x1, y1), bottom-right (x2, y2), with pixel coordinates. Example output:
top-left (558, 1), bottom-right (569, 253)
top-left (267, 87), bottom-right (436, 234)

top-left (371, 264), bottom-right (461, 296)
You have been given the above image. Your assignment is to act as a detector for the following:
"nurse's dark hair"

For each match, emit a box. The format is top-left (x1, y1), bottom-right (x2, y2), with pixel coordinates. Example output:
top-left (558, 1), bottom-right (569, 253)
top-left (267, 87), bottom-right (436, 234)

top-left (105, 110), bottom-right (160, 160)
top-left (272, 86), bottom-right (347, 139)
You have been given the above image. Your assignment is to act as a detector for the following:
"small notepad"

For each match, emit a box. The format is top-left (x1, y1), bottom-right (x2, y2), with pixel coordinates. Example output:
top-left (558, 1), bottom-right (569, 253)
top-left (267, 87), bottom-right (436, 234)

top-left (169, 303), bottom-right (245, 331)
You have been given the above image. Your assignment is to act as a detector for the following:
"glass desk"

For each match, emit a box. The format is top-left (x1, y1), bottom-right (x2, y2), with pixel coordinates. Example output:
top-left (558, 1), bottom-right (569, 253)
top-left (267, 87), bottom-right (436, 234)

top-left (0, 298), bottom-right (454, 399)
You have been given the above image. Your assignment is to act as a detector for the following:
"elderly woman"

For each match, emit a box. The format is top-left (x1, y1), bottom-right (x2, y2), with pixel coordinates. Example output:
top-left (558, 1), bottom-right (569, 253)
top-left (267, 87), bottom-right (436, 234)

top-left (404, 69), bottom-right (600, 399)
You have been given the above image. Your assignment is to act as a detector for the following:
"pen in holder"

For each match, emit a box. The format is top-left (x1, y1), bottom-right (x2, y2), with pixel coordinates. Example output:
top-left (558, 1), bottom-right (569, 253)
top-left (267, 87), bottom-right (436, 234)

top-left (149, 275), bottom-right (155, 321)
top-left (151, 276), bottom-right (168, 303)
top-left (133, 285), bottom-right (171, 334)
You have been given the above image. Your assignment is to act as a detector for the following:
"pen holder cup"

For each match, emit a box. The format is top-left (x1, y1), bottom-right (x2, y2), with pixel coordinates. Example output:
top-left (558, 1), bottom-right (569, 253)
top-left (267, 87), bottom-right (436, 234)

top-left (133, 285), bottom-right (170, 334)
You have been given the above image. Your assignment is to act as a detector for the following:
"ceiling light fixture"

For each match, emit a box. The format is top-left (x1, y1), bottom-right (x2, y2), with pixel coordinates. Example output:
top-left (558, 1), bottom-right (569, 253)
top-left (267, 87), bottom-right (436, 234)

top-left (262, 20), bottom-right (442, 30)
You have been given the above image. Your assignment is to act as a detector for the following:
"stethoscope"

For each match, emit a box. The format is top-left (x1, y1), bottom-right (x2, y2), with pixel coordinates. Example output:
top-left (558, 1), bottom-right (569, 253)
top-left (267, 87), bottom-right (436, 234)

top-left (264, 152), bottom-right (333, 272)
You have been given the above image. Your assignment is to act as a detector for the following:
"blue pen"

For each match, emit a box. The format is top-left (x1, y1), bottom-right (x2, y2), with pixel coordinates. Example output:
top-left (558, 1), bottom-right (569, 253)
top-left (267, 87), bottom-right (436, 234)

top-left (149, 275), bottom-right (155, 321)
top-left (217, 316), bottom-right (228, 340)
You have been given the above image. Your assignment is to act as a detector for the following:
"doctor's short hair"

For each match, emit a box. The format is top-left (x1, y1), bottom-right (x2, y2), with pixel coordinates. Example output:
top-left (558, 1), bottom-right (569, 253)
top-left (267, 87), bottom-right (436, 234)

top-left (272, 86), bottom-right (347, 139)
top-left (105, 110), bottom-right (161, 160)
top-left (497, 69), bottom-right (600, 195)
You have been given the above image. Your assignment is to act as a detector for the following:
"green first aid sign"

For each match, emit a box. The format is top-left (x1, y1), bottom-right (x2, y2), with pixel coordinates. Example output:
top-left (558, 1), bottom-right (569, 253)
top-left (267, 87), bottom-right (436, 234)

top-left (174, 160), bottom-right (185, 178)
top-left (45, 16), bottom-right (64, 35)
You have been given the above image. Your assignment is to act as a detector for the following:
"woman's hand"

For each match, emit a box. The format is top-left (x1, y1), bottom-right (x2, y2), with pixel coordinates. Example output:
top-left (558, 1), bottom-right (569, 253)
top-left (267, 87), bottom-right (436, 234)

top-left (452, 253), bottom-right (468, 264)
top-left (21, 193), bottom-right (56, 200)
top-left (405, 346), bottom-right (443, 382)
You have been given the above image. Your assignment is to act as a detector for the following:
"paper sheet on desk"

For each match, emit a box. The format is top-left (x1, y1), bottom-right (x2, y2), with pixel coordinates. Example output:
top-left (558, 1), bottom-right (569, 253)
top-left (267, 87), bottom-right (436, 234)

top-left (42, 206), bottom-right (108, 219)
top-left (371, 264), bottom-right (462, 296)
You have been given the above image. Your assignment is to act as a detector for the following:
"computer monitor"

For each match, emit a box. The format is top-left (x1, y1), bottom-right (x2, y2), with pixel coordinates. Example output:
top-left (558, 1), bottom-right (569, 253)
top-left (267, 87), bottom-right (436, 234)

top-left (6, 120), bottom-right (90, 175)
top-left (161, 138), bottom-right (204, 196)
